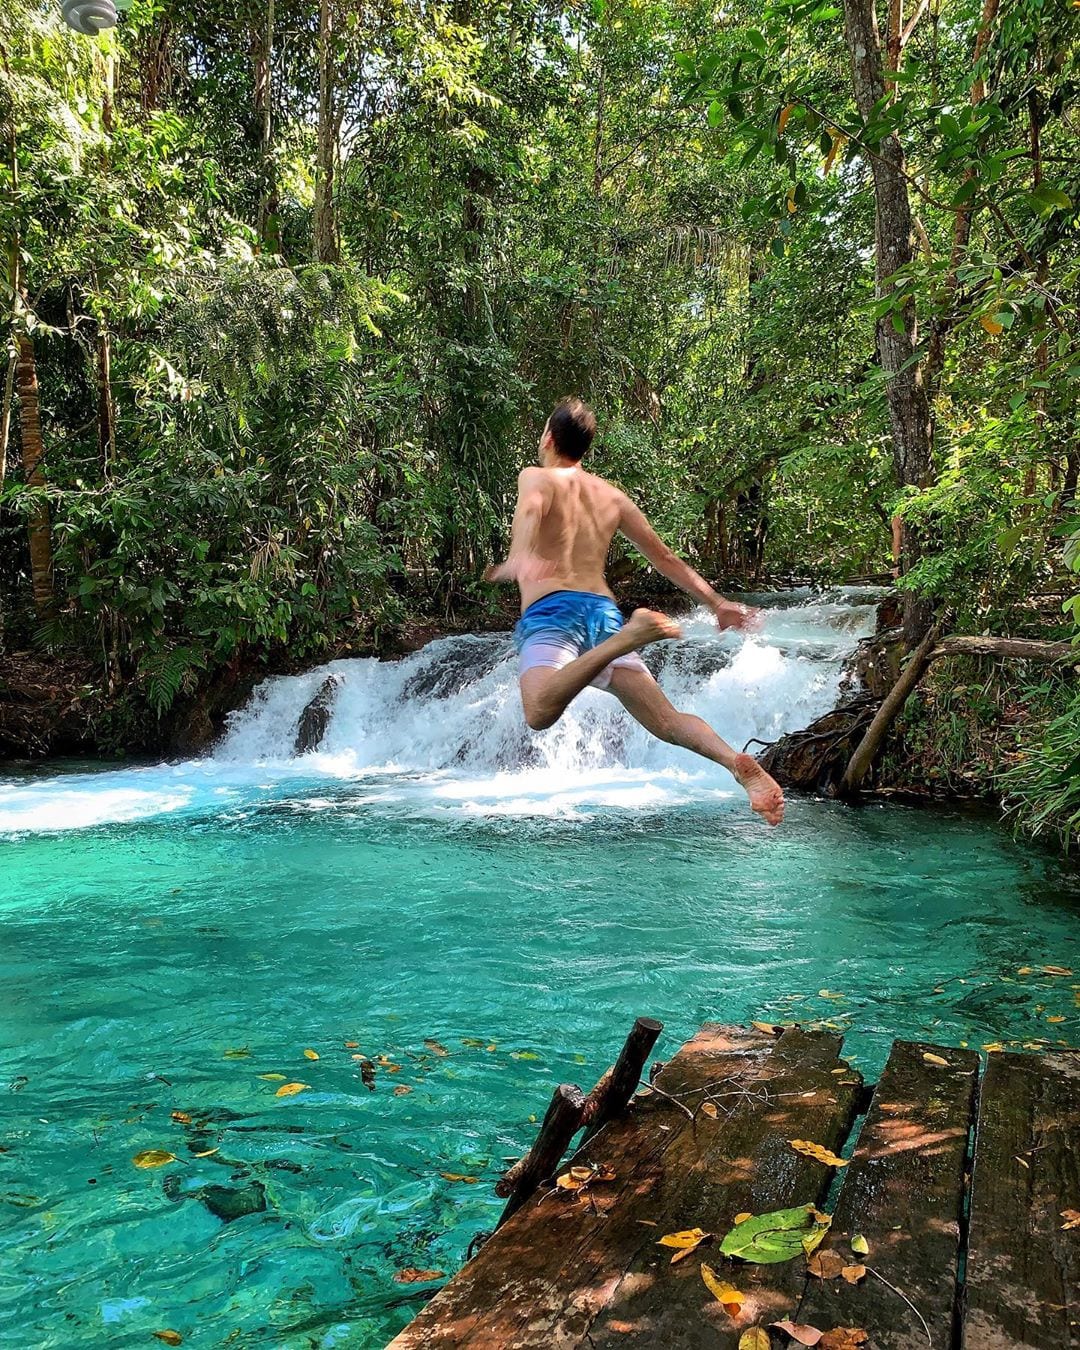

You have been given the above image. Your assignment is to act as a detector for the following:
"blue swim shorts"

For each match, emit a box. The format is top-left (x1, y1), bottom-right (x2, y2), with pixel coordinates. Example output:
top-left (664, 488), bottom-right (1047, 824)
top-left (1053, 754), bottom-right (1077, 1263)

top-left (512, 590), bottom-right (651, 692)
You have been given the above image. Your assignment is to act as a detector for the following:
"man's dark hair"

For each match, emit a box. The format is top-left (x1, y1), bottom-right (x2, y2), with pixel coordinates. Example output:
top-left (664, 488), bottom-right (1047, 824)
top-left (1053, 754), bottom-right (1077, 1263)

top-left (547, 397), bottom-right (597, 462)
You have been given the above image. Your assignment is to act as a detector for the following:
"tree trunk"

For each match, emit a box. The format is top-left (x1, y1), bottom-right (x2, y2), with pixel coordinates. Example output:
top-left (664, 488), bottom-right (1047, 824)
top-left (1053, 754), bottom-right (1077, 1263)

top-left (843, 0), bottom-right (934, 645)
top-left (15, 332), bottom-right (56, 621)
top-left (252, 0), bottom-right (278, 249)
top-left (0, 351), bottom-right (14, 489)
top-left (313, 0), bottom-right (339, 264)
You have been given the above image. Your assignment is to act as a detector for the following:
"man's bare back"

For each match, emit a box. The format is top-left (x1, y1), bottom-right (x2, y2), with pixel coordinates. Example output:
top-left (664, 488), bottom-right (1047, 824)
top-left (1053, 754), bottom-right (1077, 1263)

top-left (487, 398), bottom-right (785, 826)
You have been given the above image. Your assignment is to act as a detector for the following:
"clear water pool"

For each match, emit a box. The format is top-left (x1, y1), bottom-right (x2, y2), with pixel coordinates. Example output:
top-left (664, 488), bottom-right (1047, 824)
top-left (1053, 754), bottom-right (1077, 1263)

top-left (1, 594), bottom-right (1077, 1348)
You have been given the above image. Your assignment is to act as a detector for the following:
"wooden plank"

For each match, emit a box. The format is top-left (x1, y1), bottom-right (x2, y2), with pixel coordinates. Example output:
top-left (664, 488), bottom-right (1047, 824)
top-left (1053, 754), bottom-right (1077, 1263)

top-left (388, 1024), bottom-right (776, 1349)
top-left (390, 1024), bottom-right (862, 1349)
top-left (962, 1050), bottom-right (1080, 1350)
top-left (797, 1039), bottom-right (979, 1350)
top-left (584, 1027), bottom-right (863, 1349)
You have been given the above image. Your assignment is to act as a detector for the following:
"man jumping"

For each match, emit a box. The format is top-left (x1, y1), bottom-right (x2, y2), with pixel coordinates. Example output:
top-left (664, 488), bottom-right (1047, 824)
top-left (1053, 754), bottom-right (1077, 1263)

top-left (487, 397), bottom-right (785, 826)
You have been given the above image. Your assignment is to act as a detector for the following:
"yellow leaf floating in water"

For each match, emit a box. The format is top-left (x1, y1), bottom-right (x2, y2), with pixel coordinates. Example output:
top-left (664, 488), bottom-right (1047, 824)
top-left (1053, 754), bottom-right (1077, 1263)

top-left (1044, 966), bottom-right (1073, 977)
top-left (1047, 1015), bottom-right (1066, 1024)
top-left (152, 1334), bottom-right (183, 1347)
top-left (171, 1111), bottom-right (192, 1124)
top-left (440, 1172), bottom-right (478, 1184)
top-left (791, 1139), bottom-right (848, 1168)
top-left (303, 1049), bottom-right (320, 1061)
top-left (394, 1268), bottom-right (445, 1283)
top-left (192, 1148), bottom-right (219, 1158)
top-left (132, 1150), bottom-right (177, 1169)
top-left (424, 1039), bottom-right (449, 1057)
top-left (982, 1043), bottom-right (1004, 1053)
top-left (700, 1263), bottom-right (744, 1315)
top-left (274, 1082), bottom-right (309, 1097)
top-left (223, 1047), bottom-right (250, 1059)
top-left (739, 1331), bottom-right (771, 1350)
top-left (258, 1073), bottom-right (287, 1081)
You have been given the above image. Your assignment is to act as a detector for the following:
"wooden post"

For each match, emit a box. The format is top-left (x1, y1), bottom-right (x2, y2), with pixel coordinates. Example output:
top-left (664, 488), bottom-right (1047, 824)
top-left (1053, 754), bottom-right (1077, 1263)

top-left (581, 1016), bottom-right (663, 1142)
top-left (493, 1017), bottom-right (664, 1226)
top-left (495, 1083), bottom-right (585, 1225)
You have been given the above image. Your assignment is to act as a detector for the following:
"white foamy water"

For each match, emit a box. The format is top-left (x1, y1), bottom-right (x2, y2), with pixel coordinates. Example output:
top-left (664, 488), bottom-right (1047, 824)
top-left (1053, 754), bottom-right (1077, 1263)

top-left (0, 590), bottom-right (879, 833)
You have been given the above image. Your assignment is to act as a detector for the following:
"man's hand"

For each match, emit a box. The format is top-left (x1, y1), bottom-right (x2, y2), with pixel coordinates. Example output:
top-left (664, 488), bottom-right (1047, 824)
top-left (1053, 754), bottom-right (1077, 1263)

top-left (712, 598), bottom-right (763, 632)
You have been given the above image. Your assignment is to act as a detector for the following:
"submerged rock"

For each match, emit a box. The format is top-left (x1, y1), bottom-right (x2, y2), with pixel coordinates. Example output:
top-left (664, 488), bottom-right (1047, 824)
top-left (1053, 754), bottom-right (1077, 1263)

top-left (199, 1180), bottom-right (267, 1223)
top-left (293, 674), bottom-right (343, 754)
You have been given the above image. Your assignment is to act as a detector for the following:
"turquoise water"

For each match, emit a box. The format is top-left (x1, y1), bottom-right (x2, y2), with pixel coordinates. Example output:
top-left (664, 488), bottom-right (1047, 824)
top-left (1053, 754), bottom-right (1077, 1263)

top-left (1, 798), bottom-right (1078, 1348)
top-left (1, 594), bottom-right (1079, 1347)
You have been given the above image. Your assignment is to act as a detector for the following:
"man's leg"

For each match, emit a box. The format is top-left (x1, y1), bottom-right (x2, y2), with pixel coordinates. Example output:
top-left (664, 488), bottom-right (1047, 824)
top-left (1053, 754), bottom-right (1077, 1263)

top-left (607, 666), bottom-right (785, 826)
top-left (519, 608), bottom-right (680, 731)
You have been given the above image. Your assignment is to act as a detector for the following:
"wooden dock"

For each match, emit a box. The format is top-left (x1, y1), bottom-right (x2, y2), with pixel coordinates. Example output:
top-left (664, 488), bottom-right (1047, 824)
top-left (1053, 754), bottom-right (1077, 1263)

top-left (390, 1023), bottom-right (1080, 1349)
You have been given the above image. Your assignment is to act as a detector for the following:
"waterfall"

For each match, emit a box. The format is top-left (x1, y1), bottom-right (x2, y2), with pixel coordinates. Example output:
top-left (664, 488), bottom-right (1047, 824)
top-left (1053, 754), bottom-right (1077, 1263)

top-left (0, 590), bottom-right (880, 833)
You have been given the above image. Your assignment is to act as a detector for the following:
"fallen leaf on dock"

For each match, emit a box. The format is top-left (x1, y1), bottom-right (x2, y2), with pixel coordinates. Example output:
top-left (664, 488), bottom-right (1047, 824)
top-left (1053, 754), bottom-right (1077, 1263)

top-left (738, 1331), bottom-right (771, 1350)
top-left (1061, 1209), bottom-right (1080, 1230)
top-left (658, 1227), bottom-right (710, 1261)
top-left (132, 1150), bottom-right (177, 1169)
top-left (819, 1331), bottom-right (868, 1349)
top-left (922, 1052), bottom-right (949, 1067)
top-left (700, 1263), bottom-right (743, 1314)
top-left (424, 1039), bottom-right (449, 1057)
top-left (841, 1265), bottom-right (866, 1284)
top-left (258, 1073), bottom-right (287, 1081)
top-left (556, 1166), bottom-right (598, 1194)
top-left (791, 1139), bottom-right (848, 1168)
top-left (274, 1082), bottom-right (309, 1097)
top-left (806, 1250), bottom-right (846, 1279)
top-left (751, 1021), bottom-right (778, 1035)
top-left (849, 1234), bottom-right (869, 1255)
top-left (152, 1333), bottom-right (183, 1347)
top-left (721, 1205), bottom-right (831, 1264)
top-left (440, 1173), bottom-right (479, 1183)
top-left (701, 1102), bottom-right (719, 1119)
top-left (303, 1049), bottom-right (319, 1061)
top-left (394, 1268), bottom-right (445, 1283)
top-left (771, 1319), bottom-right (823, 1345)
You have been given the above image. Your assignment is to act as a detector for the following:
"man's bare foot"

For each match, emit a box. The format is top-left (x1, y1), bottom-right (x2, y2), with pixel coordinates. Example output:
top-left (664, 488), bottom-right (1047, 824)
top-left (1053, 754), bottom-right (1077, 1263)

top-left (732, 752), bottom-right (785, 827)
top-left (622, 607), bottom-right (682, 650)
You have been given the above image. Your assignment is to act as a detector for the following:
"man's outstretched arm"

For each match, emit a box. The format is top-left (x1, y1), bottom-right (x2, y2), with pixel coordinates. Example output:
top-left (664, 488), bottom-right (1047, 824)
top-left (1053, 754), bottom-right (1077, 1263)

top-left (618, 495), bottom-right (759, 631)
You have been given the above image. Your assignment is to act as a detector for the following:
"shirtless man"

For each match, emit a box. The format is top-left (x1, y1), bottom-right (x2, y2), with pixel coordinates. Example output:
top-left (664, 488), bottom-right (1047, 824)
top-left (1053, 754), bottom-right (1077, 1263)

top-left (487, 397), bottom-right (785, 826)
